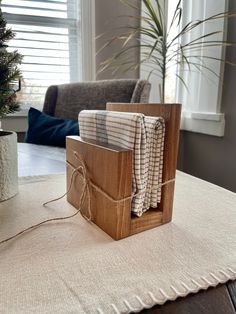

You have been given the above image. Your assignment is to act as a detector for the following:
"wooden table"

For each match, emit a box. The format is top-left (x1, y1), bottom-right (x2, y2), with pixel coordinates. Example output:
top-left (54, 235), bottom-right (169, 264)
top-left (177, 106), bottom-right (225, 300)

top-left (17, 143), bottom-right (236, 314)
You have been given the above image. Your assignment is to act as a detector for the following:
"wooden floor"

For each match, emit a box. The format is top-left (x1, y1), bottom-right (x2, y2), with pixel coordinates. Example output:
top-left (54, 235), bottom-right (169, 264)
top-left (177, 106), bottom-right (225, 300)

top-left (141, 280), bottom-right (236, 314)
top-left (18, 143), bottom-right (236, 314)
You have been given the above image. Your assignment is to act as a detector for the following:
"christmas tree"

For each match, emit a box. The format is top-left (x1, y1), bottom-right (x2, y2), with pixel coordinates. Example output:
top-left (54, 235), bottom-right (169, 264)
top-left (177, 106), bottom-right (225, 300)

top-left (0, 2), bottom-right (22, 118)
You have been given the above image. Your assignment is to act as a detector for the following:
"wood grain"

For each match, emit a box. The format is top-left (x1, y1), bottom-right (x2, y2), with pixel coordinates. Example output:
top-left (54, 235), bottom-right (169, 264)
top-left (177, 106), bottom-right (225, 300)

top-left (130, 209), bottom-right (163, 235)
top-left (66, 136), bottom-right (132, 240)
top-left (227, 280), bottom-right (236, 312)
top-left (140, 284), bottom-right (235, 314)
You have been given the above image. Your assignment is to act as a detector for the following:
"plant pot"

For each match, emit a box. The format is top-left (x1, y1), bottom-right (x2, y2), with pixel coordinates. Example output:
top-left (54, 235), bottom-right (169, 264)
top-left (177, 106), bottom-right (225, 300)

top-left (0, 131), bottom-right (18, 201)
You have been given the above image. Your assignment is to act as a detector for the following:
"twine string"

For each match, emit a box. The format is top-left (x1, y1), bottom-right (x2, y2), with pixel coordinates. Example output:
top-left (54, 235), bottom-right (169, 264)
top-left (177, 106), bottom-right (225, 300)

top-left (43, 152), bottom-right (92, 221)
top-left (0, 151), bottom-right (175, 245)
top-left (0, 210), bottom-right (80, 245)
top-left (0, 154), bottom-right (89, 245)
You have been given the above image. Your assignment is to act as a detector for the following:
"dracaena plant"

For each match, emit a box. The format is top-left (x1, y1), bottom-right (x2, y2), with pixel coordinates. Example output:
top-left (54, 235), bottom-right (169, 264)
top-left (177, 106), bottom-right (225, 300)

top-left (99, 0), bottom-right (235, 103)
top-left (0, 2), bottom-right (22, 119)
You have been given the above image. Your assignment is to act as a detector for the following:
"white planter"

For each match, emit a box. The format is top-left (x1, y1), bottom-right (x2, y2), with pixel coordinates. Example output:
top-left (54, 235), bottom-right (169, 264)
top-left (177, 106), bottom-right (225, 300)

top-left (0, 131), bottom-right (18, 201)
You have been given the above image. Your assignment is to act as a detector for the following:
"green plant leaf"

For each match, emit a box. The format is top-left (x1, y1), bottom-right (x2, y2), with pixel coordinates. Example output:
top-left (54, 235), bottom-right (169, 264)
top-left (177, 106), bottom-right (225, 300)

top-left (97, 0), bottom-right (236, 103)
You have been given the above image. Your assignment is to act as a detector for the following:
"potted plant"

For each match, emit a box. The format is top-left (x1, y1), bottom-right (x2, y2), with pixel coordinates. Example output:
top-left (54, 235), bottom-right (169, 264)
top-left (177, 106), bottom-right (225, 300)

top-left (98, 0), bottom-right (235, 103)
top-left (0, 2), bottom-right (22, 201)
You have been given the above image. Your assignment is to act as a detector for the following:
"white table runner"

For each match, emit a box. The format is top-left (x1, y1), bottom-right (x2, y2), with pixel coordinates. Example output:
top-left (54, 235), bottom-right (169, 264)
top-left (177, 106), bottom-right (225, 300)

top-left (0, 172), bottom-right (235, 314)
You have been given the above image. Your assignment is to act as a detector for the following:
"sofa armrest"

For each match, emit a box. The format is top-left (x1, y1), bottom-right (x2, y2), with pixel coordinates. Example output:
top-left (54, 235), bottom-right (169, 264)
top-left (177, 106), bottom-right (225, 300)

top-left (43, 85), bottom-right (58, 116)
top-left (131, 80), bottom-right (151, 103)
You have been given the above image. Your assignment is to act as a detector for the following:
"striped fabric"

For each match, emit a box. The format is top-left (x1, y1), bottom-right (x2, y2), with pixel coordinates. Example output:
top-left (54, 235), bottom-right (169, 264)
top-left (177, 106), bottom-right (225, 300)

top-left (143, 116), bottom-right (165, 210)
top-left (79, 110), bottom-right (165, 216)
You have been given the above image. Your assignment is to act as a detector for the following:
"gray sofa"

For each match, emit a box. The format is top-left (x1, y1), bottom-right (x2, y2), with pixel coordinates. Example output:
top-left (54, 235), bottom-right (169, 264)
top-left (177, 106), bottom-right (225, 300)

top-left (21, 79), bottom-right (151, 175)
top-left (42, 79), bottom-right (151, 120)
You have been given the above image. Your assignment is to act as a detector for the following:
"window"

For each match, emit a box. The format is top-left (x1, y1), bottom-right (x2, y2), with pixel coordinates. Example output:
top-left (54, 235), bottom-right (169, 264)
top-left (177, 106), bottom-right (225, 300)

top-left (141, 0), bottom-right (228, 136)
top-left (1, 0), bottom-right (82, 110)
top-left (177, 0), bottom-right (228, 136)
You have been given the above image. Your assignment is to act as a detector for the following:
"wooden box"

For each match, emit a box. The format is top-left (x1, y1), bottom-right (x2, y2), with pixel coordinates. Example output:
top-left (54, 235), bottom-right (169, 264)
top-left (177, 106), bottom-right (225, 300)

top-left (66, 103), bottom-right (181, 240)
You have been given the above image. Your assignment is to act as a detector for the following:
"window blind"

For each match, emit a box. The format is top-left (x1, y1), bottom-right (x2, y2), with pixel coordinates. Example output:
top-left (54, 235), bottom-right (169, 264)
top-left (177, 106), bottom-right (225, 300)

top-left (1, 0), bottom-right (81, 110)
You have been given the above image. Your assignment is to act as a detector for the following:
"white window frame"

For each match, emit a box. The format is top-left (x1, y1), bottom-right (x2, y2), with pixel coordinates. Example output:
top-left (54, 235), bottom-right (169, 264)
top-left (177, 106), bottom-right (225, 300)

top-left (1, 0), bottom-right (95, 132)
top-left (80, 0), bottom-right (95, 81)
top-left (141, 0), bottom-right (228, 137)
top-left (178, 0), bottom-right (228, 137)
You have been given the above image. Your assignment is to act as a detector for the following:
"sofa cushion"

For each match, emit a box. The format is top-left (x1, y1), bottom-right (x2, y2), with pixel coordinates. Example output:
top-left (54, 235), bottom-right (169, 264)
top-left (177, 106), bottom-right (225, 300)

top-left (25, 107), bottom-right (79, 147)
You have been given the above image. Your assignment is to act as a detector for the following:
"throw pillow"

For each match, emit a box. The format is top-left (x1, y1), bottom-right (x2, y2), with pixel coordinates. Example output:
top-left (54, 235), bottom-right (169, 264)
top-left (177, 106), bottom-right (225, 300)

top-left (25, 107), bottom-right (79, 147)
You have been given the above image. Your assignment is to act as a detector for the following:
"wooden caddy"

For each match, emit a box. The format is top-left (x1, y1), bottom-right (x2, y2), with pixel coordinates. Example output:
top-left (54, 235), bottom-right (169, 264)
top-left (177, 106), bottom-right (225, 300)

top-left (66, 103), bottom-right (181, 240)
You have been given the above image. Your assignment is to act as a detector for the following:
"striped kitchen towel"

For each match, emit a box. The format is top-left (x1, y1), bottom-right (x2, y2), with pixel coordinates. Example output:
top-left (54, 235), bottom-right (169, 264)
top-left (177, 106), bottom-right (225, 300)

top-left (79, 110), bottom-right (165, 216)
top-left (143, 116), bottom-right (165, 211)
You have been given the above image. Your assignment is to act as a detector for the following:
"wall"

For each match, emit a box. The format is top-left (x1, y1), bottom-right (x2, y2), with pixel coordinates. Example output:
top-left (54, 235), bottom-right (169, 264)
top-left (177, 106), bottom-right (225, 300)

top-left (95, 0), bottom-right (140, 80)
top-left (179, 0), bottom-right (236, 192)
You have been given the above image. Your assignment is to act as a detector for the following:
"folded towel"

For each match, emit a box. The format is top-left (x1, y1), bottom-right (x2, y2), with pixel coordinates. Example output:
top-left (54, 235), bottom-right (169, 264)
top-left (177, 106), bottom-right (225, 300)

top-left (79, 110), bottom-right (165, 216)
top-left (143, 116), bottom-right (165, 211)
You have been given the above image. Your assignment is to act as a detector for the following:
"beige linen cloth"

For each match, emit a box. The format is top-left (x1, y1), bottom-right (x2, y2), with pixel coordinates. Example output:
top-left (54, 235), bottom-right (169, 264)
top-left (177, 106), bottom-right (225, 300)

top-left (79, 110), bottom-right (165, 216)
top-left (0, 172), bottom-right (235, 314)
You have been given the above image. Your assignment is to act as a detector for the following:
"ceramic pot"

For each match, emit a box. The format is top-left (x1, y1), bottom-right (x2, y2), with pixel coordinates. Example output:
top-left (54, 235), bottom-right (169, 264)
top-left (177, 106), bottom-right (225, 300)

top-left (0, 131), bottom-right (18, 201)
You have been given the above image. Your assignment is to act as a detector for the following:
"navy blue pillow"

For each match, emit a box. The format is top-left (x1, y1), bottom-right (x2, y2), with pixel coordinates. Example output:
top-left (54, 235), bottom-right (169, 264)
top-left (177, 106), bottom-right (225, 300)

top-left (25, 107), bottom-right (79, 147)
